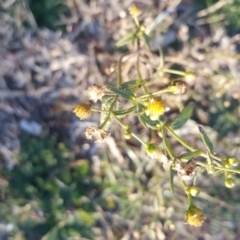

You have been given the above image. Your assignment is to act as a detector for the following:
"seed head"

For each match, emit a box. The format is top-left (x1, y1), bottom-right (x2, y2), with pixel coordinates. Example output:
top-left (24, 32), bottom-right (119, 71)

top-left (186, 206), bottom-right (205, 227)
top-left (174, 160), bottom-right (198, 181)
top-left (145, 97), bottom-right (166, 121)
top-left (73, 103), bottom-right (92, 120)
top-left (87, 84), bottom-right (106, 102)
top-left (169, 80), bottom-right (187, 94)
top-left (85, 126), bottom-right (110, 143)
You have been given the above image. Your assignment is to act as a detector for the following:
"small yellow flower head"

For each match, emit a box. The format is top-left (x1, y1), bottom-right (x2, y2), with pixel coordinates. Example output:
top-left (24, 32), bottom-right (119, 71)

top-left (87, 84), bottom-right (106, 102)
top-left (129, 5), bottom-right (141, 18)
top-left (85, 126), bottom-right (110, 143)
top-left (169, 80), bottom-right (187, 94)
top-left (73, 103), bottom-right (92, 120)
top-left (146, 144), bottom-right (163, 160)
top-left (145, 97), bottom-right (166, 121)
top-left (186, 206), bottom-right (205, 227)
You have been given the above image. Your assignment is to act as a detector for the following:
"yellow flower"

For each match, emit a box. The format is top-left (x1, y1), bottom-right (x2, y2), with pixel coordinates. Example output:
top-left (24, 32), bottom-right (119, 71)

top-left (73, 103), bottom-right (92, 120)
top-left (85, 126), bottom-right (110, 143)
top-left (169, 80), bottom-right (187, 94)
top-left (129, 5), bottom-right (141, 18)
top-left (145, 97), bottom-right (166, 121)
top-left (186, 206), bottom-right (205, 227)
top-left (87, 84), bottom-right (106, 102)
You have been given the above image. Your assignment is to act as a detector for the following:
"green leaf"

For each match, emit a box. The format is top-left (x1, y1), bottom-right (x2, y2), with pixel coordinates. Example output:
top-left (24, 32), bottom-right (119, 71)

top-left (121, 79), bottom-right (150, 91)
top-left (171, 103), bottom-right (195, 130)
top-left (113, 106), bottom-right (136, 117)
top-left (115, 31), bottom-right (137, 47)
top-left (143, 32), bottom-right (150, 49)
top-left (170, 164), bottom-right (174, 194)
top-left (106, 84), bottom-right (134, 100)
top-left (198, 126), bottom-right (214, 153)
top-left (179, 150), bottom-right (202, 161)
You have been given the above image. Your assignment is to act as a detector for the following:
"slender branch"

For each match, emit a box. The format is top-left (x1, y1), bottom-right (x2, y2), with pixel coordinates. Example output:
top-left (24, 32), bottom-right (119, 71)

top-left (99, 96), bottom-right (118, 129)
top-left (161, 127), bottom-right (175, 159)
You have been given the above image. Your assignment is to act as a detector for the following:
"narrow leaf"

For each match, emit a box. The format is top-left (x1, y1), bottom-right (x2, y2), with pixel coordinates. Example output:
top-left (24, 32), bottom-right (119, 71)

top-left (114, 106), bottom-right (136, 117)
top-left (115, 31), bottom-right (137, 47)
top-left (100, 96), bottom-right (119, 130)
top-left (170, 164), bottom-right (174, 194)
top-left (198, 125), bottom-right (214, 153)
top-left (140, 114), bottom-right (158, 129)
top-left (106, 84), bottom-right (134, 100)
top-left (121, 79), bottom-right (150, 91)
top-left (171, 103), bottom-right (195, 130)
top-left (179, 150), bottom-right (202, 161)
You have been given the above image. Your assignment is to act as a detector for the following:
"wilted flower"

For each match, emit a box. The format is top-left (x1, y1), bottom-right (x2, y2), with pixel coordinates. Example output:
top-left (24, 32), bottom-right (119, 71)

top-left (73, 103), bottom-right (92, 120)
top-left (129, 5), bottom-right (141, 18)
top-left (87, 84), bottom-right (106, 102)
top-left (186, 206), bottom-right (205, 227)
top-left (169, 80), bottom-right (187, 94)
top-left (174, 159), bottom-right (198, 181)
top-left (85, 126), bottom-right (110, 143)
top-left (145, 97), bottom-right (166, 121)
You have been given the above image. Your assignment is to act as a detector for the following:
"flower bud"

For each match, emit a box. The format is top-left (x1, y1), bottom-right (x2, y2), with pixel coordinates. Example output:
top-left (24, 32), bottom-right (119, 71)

top-left (186, 206), bottom-right (205, 227)
top-left (145, 97), bottom-right (166, 121)
top-left (124, 129), bottom-right (132, 139)
top-left (188, 186), bottom-right (200, 197)
top-left (73, 103), bottom-right (92, 120)
top-left (227, 157), bottom-right (238, 167)
top-left (146, 144), bottom-right (162, 160)
top-left (225, 178), bottom-right (235, 188)
top-left (169, 80), bottom-right (187, 94)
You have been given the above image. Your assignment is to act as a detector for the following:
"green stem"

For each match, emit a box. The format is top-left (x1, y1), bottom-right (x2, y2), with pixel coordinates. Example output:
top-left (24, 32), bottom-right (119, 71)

top-left (158, 47), bottom-right (164, 70)
top-left (139, 88), bottom-right (170, 99)
top-left (165, 125), bottom-right (197, 152)
top-left (182, 180), bottom-right (194, 207)
top-left (166, 125), bottom-right (223, 162)
top-left (111, 114), bottom-right (128, 130)
top-left (117, 56), bottom-right (124, 88)
top-left (99, 96), bottom-right (118, 129)
top-left (214, 166), bottom-right (240, 174)
top-left (161, 126), bottom-right (175, 159)
top-left (163, 68), bottom-right (186, 76)
top-left (133, 16), bottom-right (140, 27)
top-left (112, 113), bottom-right (147, 146)
top-left (131, 132), bottom-right (147, 147)
top-left (91, 108), bottom-right (109, 113)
